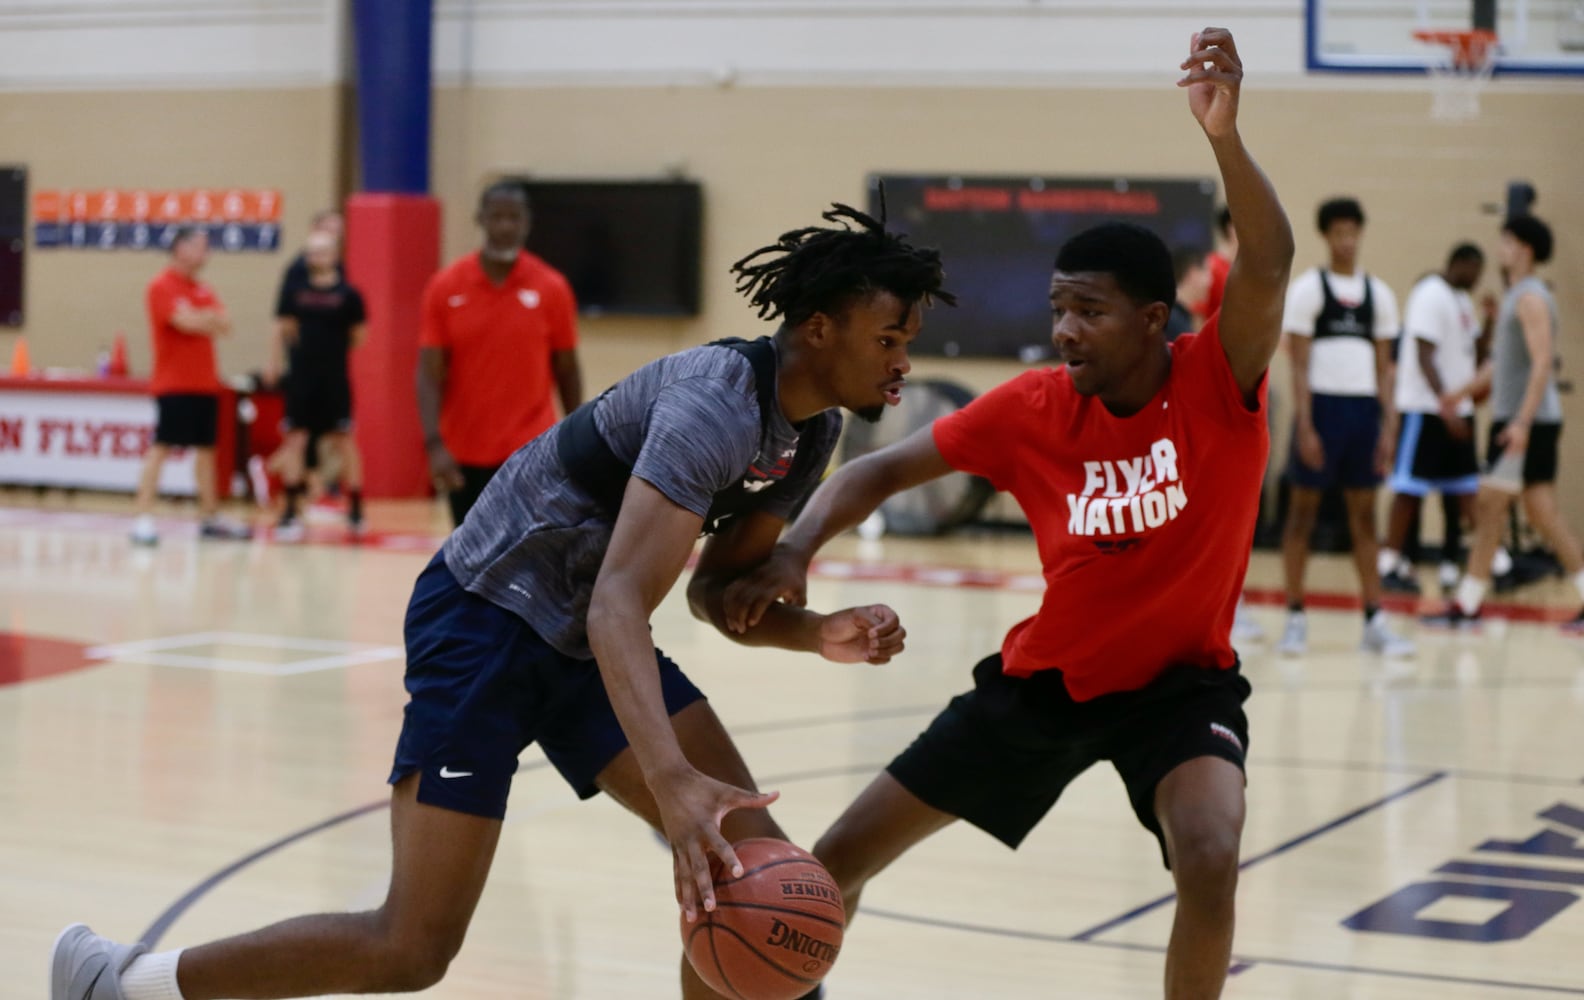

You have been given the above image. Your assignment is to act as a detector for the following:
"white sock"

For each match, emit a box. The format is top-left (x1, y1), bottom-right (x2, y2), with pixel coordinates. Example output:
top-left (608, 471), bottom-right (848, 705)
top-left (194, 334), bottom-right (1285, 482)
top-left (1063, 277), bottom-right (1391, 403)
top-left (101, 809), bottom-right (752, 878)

top-left (1492, 546), bottom-right (1514, 577)
top-left (1455, 576), bottom-right (1488, 616)
top-left (1378, 548), bottom-right (1401, 576)
top-left (1572, 568), bottom-right (1584, 604)
top-left (121, 950), bottom-right (185, 1000)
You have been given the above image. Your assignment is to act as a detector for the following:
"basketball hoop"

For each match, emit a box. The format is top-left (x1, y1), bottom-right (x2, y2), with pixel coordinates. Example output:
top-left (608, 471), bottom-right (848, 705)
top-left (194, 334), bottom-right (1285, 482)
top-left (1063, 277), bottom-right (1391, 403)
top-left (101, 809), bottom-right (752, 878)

top-left (1414, 28), bottom-right (1499, 121)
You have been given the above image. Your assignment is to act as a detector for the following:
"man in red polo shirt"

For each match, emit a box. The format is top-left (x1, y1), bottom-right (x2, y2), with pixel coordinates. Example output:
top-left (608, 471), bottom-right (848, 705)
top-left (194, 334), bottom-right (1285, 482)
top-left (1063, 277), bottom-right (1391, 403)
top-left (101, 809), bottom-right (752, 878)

top-left (418, 182), bottom-right (583, 526)
top-left (726, 29), bottom-right (1292, 998)
top-left (131, 227), bottom-right (252, 545)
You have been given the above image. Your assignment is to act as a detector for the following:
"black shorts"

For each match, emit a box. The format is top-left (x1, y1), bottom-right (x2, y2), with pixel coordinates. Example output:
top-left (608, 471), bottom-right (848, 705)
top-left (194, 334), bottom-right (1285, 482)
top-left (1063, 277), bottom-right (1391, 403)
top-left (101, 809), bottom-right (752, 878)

top-left (1389, 412), bottom-right (1480, 498)
top-left (1288, 393), bottom-right (1382, 490)
top-left (390, 553), bottom-right (707, 819)
top-left (887, 654), bottom-right (1251, 868)
top-left (154, 393), bottom-right (219, 448)
top-left (283, 374), bottom-right (352, 435)
top-left (1486, 421), bottom-right (1562, 487)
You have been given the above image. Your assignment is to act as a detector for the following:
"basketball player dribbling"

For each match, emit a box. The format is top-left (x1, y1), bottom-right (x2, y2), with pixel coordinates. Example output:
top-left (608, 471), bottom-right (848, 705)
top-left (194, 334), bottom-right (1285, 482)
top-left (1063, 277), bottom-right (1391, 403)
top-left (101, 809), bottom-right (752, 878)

top-left (51, 206), bottom-right (951, 1000)
top-left (725, 28), bottom-right (1292, 999)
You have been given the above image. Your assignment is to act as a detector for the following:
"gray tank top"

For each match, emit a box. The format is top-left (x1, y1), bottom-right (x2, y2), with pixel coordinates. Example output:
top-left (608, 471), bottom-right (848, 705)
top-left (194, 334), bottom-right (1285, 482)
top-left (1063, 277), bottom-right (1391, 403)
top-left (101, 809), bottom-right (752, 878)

top-left (1492, 275), bottom-right (1562, 424)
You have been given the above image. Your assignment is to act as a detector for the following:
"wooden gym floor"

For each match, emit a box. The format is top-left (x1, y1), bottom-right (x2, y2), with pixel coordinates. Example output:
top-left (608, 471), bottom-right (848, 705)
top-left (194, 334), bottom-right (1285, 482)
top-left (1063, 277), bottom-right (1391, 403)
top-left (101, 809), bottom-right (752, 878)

top-left (3, 495), bottom-right (1584, 998)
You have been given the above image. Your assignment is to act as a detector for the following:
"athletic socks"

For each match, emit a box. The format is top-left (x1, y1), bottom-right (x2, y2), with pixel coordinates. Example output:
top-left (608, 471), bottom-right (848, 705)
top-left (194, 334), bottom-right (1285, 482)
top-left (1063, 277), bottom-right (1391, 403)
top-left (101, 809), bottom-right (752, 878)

top-left (1377, 548), bottom-right (1402, 577)
top-left (122, 950), bottom-right (184, 1000)
top-left (282, 483), bottom-right (306, 520)
top-left (1455, 576), bottom-right (1488, 617)
top-left (348, 489), bottom-right (364, 521)
top-left (1363, 603), bottom-right (1380, 626)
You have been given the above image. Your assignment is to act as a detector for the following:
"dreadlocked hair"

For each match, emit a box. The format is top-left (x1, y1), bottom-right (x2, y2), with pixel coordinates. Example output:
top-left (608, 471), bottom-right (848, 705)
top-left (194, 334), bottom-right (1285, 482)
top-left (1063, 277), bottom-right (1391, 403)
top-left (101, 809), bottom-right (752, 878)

top-left (731, 200), bottom-right (955, 329)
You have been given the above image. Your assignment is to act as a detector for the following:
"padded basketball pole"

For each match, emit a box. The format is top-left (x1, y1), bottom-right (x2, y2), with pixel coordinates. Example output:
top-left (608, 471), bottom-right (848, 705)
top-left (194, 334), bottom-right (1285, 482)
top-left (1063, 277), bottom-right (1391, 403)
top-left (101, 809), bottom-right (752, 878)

top-left (346, 0), bottom-right (441, 498)
top-left (1472, 0), bottom-right (1497, 32)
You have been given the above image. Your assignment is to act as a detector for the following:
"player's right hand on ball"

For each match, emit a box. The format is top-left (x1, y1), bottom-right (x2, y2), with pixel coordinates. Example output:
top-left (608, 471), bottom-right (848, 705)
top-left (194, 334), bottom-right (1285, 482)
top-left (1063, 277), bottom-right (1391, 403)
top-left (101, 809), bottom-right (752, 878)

top-left (425, 442), bottom-right (466, 492)
top-left (723, 544), bottom-right (811, 633)
top-left (655, 768), bottom-right (780, 921)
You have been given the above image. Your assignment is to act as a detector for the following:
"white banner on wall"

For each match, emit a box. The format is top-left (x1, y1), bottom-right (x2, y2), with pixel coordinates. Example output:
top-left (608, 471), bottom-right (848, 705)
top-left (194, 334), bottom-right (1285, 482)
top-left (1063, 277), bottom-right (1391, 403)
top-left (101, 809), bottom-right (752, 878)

top-left (0, 388), bottom-right (197, 494)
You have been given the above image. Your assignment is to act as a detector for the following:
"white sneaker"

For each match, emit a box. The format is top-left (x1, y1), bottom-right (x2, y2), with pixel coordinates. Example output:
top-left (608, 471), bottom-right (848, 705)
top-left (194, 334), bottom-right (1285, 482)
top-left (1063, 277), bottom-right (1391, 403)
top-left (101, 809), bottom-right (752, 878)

top-left (1492, 546), bottom-right (1514, 578)
top-left (129, 515), bottom-right (158, 546)
top-left (51, 923), bottom-right (146, 1000)
top-left (274, 517), bottom-right (306, 543)
top-left (1231, 599), bottom-right (1265, 642)
top-left (1362, 611), bottom-right (1416, 657)
top-left (1277, 612), bottom-right (1307, 656)
top-left (1438, 561), bottom-right (1461, 591)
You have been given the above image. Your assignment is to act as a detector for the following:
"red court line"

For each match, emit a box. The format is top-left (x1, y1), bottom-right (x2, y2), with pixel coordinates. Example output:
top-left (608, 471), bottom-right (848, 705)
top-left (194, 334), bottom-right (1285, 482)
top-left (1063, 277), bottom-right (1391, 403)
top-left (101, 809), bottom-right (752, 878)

top-left (1, 508), bottom-right (1578, 624)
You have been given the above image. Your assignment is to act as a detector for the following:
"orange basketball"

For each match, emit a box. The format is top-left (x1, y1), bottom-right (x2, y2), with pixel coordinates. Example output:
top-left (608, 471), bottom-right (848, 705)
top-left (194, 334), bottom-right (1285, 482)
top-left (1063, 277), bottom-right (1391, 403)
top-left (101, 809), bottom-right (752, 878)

top-left (681, 838), bottom-right (845, 1000)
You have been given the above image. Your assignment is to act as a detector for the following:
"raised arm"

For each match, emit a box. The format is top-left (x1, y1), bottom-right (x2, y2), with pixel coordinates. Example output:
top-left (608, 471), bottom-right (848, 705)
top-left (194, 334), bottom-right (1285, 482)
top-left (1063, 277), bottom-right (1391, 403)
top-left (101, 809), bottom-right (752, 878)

top-left (1180, 27), bottom-right (1294, 402)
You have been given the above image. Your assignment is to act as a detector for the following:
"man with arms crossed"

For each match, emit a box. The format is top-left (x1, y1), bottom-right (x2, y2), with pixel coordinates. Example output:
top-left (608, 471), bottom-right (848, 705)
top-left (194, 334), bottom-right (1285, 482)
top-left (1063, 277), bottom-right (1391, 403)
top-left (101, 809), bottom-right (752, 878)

top-left (729, 28), bottom-right (1289, 999)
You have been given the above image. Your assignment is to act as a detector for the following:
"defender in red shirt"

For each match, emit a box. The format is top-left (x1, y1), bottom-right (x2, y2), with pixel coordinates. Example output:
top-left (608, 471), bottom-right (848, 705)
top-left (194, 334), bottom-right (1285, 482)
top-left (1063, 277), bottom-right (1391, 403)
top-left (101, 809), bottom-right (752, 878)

top-left (417, 182), bottom-right (584, 526)
top-left (727, 29), bottom-right (1292, 998)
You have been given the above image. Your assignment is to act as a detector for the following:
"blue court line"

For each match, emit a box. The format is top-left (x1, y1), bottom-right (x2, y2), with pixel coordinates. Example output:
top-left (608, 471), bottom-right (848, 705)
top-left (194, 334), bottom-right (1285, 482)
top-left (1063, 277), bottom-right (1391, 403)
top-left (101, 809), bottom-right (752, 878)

top-left (1436, 860), bottom-right (1584, 887)
top-left (139, 799), bottom-right (390, 948)
top-left (1070, 770), bottom-right (1449, 942)
top-left (863, 908), bottom-right (1584, 996)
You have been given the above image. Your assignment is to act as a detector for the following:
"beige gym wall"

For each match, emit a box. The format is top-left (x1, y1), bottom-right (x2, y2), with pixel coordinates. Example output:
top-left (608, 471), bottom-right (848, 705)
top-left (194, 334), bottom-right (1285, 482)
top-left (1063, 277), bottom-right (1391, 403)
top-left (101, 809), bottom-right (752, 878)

top-left (1, 86), bottom-right (344, 378)
top-left (6, 80), bottom-right (1582, 520)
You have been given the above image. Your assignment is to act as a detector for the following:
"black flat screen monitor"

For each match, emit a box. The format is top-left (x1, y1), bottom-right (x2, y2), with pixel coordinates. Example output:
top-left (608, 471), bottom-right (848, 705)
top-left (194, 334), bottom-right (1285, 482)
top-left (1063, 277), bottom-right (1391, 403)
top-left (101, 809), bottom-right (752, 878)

top-left (871, 174), bottom-right (1216, 359)
top-left (514, 179), bottom-right (702, 317)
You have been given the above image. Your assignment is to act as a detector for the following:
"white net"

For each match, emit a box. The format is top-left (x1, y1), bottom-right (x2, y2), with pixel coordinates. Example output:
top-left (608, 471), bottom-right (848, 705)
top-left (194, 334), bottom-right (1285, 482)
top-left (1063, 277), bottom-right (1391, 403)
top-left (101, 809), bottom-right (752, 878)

top-left (1420, 30), bottom-right (1499, 121)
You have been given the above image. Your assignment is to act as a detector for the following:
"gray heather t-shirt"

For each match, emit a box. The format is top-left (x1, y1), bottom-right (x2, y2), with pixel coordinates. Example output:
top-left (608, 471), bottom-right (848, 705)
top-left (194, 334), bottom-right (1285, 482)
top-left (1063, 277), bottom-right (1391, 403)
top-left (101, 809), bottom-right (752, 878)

top-left (442, 340), bottom-right (842, 659)
top-left (1492, 276), bottom-right (1562, 424)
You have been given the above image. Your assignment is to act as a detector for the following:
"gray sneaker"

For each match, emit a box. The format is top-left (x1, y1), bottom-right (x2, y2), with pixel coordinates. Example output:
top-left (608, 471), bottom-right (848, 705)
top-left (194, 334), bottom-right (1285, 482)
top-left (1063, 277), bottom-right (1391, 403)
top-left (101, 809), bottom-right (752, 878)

top-left (1277, 612), bottom-right (1307, 656)
top-left (50, 924), bottom-right (145, 1000)
top-left (1362, 611), bottom-right (1416, 657)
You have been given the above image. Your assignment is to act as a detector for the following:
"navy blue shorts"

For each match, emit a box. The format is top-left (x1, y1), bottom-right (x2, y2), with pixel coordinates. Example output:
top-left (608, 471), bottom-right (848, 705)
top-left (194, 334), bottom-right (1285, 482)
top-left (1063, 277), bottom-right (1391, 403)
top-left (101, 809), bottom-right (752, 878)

top-left (390, 553), bottom-right (707, 819)
top-left (1289, 393), bottom-right (1383, 490)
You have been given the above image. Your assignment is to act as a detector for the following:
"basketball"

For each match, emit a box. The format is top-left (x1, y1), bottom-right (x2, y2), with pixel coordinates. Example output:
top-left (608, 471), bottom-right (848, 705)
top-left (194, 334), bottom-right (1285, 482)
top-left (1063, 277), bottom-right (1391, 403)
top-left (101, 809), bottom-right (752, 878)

top-left (681, 838), bottom-right (846, 1000)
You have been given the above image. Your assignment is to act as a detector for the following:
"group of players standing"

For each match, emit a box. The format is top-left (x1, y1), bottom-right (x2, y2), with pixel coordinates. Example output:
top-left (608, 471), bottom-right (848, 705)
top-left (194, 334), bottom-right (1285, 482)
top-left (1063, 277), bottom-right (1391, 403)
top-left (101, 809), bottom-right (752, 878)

top-left (1272, 193), bottom-right (1583, 651)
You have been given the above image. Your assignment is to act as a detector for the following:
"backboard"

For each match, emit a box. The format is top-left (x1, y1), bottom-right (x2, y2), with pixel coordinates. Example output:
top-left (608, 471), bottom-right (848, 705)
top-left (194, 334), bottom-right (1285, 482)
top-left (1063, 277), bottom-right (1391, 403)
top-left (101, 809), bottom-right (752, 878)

top-left (1307, 0), bottom-right (1584, 75)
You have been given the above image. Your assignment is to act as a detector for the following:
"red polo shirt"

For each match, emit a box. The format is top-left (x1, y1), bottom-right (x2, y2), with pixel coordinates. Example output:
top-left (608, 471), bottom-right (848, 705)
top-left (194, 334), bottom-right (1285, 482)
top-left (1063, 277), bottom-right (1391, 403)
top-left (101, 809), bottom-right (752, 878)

top-left (146, 267), bottom-right (223, 396)
top-left (419, 250), bottom-right (579, 466)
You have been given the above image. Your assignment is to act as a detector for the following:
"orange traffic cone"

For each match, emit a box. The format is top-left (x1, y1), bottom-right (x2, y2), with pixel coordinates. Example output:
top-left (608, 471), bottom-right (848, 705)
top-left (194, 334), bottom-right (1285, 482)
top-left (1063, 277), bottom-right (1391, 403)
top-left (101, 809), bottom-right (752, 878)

top-left (8, 336), bottom-right (29, 376)
top-left (108, 330), bottom-right (129, 376)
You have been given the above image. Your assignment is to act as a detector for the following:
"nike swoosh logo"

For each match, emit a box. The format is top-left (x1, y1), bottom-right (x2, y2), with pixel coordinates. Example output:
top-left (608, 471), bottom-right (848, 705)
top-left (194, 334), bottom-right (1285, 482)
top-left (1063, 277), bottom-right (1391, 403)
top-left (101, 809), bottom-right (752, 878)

top-left (84, 966), bottom-right (106, 995)
top-left (438, 766), bottom-right (474, 779)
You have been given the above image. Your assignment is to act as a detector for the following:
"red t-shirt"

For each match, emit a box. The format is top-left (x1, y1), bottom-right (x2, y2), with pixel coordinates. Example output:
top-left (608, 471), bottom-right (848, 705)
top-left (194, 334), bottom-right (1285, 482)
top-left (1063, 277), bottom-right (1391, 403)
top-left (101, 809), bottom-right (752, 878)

top-left (146, 268), bottom-right (223, 395)
top-left (932, 319), bottom-right (1268, 701)
top-left (419, 250), bottom-right (579, 466)
top-left (1202, 251), bottom-right (1232, 322)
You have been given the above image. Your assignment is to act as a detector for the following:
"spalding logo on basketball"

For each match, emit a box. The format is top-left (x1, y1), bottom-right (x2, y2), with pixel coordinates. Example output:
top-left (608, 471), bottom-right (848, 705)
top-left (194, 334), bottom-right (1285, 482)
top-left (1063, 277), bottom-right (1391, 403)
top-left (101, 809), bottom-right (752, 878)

top-left (681, 838), bottom-right (846, 1000)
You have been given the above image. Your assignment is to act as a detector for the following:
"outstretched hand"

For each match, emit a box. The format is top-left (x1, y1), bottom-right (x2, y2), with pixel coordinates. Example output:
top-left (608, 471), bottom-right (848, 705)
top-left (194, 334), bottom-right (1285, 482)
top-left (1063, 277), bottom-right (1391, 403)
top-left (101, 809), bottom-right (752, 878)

top-left (818, 604), bottom-right (907, 664)
top-left (1180, 27), bottom-right (1243, 139)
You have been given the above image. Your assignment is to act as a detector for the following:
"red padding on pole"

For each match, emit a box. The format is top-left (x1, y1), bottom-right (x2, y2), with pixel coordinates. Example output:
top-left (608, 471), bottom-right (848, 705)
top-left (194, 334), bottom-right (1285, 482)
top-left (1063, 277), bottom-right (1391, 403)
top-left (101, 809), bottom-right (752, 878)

top-left (345, 193), bottom-right (440, 498)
